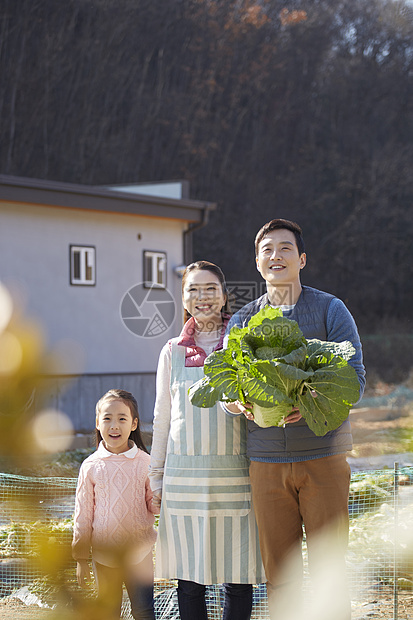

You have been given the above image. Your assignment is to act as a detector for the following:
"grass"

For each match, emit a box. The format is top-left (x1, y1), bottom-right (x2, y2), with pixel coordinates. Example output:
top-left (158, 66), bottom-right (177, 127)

top-left (0, 450), bottom-right (93, 479)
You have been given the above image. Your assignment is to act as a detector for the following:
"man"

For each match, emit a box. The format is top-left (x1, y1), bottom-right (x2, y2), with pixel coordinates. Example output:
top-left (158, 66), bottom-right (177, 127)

top-left (224, 219), bottom-right (365, 619)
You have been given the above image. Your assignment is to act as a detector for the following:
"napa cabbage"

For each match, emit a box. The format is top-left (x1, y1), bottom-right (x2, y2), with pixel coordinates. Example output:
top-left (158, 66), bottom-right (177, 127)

top-left (188, 306), bottom-right (360, 436)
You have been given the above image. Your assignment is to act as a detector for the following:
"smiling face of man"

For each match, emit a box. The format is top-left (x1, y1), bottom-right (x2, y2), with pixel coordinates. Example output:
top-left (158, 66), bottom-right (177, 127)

top-left (256, 228), bottom-right (306, 302)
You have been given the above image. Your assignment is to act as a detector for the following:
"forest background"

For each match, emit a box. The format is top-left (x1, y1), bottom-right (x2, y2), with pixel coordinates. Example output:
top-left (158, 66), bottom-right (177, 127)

top-left (1, 0), bottom-right (413, 385)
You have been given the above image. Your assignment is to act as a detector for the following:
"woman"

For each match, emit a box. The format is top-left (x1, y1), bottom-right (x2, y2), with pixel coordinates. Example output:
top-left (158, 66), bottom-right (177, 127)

top-left (149, 261), bottom-right (264, 620)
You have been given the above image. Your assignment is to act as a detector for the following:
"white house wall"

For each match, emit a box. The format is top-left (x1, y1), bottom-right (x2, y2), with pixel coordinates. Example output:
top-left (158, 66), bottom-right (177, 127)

top-left (0, 201), bottom-right (186, 375)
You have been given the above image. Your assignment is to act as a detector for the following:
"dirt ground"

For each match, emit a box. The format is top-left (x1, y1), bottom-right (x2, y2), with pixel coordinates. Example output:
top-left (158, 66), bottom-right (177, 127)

top-left (349, 405), bottom-right (413, 459)
top-left (0, 598), bottom-right (50, 619)
top-left (1, 591), bottom-right (413, 620)
top-left (351, 592), bottom-right (413, 619)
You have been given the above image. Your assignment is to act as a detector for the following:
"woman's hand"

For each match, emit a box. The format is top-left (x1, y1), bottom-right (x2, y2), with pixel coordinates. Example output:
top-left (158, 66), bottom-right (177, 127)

top-left (226, 401), bottom-right (255, 421)
top-left (150, 491), bottom-right (162, 515)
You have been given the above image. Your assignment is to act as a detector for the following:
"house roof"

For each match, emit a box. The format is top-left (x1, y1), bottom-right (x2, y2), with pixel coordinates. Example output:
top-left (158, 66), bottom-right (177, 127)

top-left (0, 175), bottom-right (216, 223)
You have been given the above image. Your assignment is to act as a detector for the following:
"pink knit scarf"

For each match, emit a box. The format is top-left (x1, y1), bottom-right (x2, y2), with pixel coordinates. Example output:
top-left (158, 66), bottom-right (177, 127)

top-left (174, 315), bottom-right (230, 367)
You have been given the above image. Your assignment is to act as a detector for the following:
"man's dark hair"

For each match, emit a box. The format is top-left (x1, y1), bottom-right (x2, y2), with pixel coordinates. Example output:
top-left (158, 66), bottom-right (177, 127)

top-left (254, 219), bottom-right (305, 256)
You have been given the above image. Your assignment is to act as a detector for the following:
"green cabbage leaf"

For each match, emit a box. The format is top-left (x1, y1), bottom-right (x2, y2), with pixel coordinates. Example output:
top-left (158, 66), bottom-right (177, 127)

top-left (188, 306), bottom-right (360, 436)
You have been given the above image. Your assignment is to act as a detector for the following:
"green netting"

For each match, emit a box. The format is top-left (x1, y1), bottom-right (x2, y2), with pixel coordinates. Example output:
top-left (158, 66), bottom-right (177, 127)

top-left (1, 467), bottom-right (413, 618)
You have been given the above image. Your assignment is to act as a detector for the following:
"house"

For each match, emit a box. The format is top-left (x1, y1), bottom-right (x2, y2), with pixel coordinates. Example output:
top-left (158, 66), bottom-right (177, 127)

top-left (0, 175), bottom-right (216, 434)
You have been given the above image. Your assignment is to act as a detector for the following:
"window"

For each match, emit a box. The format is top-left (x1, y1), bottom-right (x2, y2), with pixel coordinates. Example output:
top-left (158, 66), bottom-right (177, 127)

top-left (70, 245), bottom-right (96, 286)
top-left (143, 251), bottom-right (167, 288)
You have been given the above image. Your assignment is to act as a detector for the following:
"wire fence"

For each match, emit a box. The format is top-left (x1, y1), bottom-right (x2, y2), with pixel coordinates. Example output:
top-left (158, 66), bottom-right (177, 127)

top-left (0, 465), bottom-right (413, 619)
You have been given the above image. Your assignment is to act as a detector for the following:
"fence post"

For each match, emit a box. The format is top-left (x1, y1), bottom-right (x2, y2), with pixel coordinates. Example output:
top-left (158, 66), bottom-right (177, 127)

top-left (393, 461), bottom-right (399, 620)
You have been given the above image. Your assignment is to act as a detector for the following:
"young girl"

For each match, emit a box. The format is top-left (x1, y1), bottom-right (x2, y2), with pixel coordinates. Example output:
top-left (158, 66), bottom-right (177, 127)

top-left (149, 261), bottom-right (264, 620)
top-left (72, 389), bottom-right (157, 620)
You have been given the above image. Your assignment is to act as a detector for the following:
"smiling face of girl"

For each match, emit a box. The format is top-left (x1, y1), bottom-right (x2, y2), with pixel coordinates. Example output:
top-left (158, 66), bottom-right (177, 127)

top-left (182, 269), bottom-right (227, 332)
top-left (96, 398), bottom-right (138, 454)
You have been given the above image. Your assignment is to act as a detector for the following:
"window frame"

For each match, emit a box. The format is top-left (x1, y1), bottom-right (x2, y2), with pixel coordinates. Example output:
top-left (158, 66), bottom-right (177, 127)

top-left (69, 245), bottom-right (96, 286)
top-left (143, 250), bottom-right (167, 289)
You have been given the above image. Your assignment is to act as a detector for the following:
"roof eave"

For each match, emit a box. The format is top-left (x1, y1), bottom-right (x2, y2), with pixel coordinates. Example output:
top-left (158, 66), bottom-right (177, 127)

top-left (0, 175), bottom-right (216, 223)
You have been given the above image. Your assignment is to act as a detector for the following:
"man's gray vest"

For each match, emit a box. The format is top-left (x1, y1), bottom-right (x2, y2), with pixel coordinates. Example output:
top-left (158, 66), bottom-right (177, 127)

top-left (228, 286), bottom-right (353, 460)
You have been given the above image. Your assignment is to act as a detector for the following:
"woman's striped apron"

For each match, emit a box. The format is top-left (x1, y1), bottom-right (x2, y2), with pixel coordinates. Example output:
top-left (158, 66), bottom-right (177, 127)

top-left (155, 340), bottom-right (265, 585)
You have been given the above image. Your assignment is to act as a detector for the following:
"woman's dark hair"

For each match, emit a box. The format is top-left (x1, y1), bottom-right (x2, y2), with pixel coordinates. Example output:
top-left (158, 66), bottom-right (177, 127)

top-left (181, 260), bottom-right (231, 323)
top-left (254, 219), bottom-right (305, 256)
top-left (95, 389), bottom-right (149, 454)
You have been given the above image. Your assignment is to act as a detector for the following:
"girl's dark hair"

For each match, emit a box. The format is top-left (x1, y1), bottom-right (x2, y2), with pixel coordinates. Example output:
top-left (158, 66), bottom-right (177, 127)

top-left (181, 260), bottom-right (231, 323)
top-left (95, 389), bottom-right (149, 454)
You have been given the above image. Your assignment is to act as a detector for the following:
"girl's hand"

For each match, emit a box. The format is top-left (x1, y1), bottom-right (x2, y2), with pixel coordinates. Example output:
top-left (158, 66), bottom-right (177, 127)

top-left (145, 477), bottom-right (155, 512)
top-left (76, 560), bottom-right (92, 588)
top-left (282, 407), bottom-right (302, 424)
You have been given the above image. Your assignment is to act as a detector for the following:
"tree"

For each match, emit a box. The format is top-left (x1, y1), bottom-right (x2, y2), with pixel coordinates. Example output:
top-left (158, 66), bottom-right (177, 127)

top-left (1, 0), bottom-right (413, 327)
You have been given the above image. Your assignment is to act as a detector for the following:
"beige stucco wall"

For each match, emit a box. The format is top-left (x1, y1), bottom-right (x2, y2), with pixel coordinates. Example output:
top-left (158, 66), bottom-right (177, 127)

top-left (0, 201), bottom-right (185, 375)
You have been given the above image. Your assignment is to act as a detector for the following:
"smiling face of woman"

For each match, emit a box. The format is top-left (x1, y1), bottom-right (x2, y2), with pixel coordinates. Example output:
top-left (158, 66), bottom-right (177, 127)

top-left (182, 269), bottom-right (226, 331)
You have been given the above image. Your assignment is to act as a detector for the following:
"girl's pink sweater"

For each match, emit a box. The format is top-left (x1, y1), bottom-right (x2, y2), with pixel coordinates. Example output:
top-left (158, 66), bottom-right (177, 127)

top-left (72, 442), bottom-right (157, 568)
